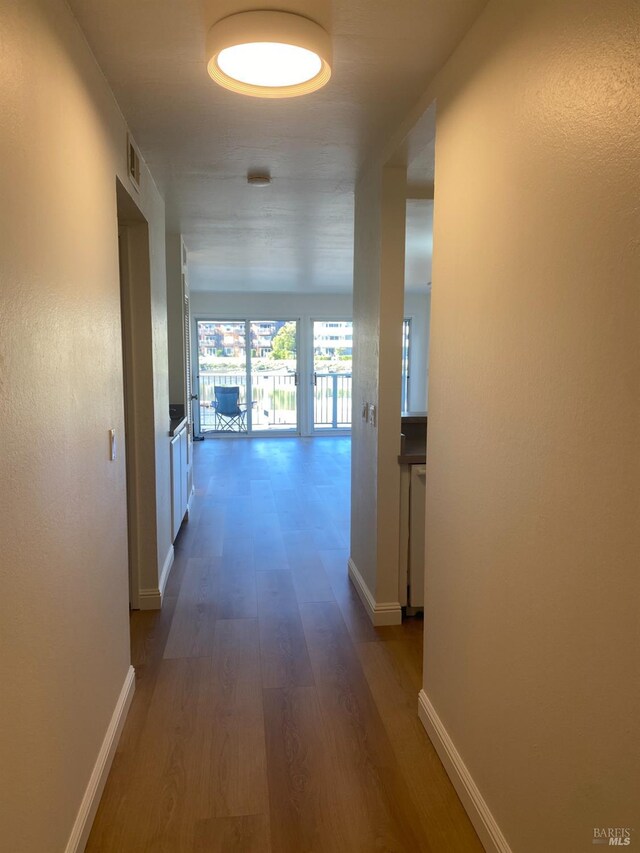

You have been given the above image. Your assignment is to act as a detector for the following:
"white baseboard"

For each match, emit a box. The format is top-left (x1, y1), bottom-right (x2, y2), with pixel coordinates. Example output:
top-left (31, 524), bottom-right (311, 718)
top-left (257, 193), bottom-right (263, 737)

top-left (347, 557), bottom-right (402, 626)
top-left (159, 545), bottom-right (174, 598)
top-left (65, 666), bottom-right (135, 853)
top-left (138, 545), bottom-right (174, 611)
top-left (418, 690), bottom-right (512, 853)
top-left (138, 588), bottom-right (162, 609)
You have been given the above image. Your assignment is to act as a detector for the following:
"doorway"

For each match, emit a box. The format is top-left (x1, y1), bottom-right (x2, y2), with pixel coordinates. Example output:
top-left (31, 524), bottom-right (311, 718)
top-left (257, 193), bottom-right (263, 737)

top-left (116, 226), bottom-right (139, 608)
top-left (116, 179), bottom-right (159, 609)
top-left (196, 318), bottom-right (300, 435)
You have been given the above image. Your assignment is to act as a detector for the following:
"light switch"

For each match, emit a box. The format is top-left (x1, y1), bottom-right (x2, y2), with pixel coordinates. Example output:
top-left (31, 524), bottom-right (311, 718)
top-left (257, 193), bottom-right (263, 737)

top-left (109, 429), bottom-right (117, 461)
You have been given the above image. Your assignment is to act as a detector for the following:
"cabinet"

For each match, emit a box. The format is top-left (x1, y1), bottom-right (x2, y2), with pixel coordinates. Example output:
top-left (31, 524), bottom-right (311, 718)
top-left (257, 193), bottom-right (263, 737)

top-left (170, 424), bottom-right (189, 541)
top-left (399, 462), bottom-right (426, 609)
top-left (408, 464), bottom-right (426, 608)
top-left (398, 413), bottom-right (427, 610)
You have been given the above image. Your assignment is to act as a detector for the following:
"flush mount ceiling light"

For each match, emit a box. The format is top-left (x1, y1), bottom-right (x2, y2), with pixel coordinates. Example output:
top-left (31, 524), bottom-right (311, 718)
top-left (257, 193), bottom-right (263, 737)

top-left (206, 11), bottom-right (332, 98)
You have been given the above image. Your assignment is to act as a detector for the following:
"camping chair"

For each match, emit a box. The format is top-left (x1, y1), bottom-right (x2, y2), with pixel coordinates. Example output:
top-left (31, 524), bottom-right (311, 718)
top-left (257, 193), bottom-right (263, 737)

top-left (213, 386), bottom-right (248, 431)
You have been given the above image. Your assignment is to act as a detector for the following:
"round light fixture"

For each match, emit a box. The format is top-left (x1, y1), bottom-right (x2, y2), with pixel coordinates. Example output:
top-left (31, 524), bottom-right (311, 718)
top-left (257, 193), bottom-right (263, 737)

top-left (206, 11), bottom-right (332, 98)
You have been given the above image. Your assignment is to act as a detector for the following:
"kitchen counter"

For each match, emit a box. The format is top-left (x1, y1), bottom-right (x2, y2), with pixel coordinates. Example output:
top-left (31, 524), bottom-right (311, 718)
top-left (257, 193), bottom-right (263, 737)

top-left (400, 411), bottom-right (427, 424)
top-left (169, 416), bottom-right (187, 437)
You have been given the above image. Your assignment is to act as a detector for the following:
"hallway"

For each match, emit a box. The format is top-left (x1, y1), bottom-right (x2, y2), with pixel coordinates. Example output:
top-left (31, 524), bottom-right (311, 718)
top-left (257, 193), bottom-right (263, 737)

top-left (87, 437), bottom-right (481, 852)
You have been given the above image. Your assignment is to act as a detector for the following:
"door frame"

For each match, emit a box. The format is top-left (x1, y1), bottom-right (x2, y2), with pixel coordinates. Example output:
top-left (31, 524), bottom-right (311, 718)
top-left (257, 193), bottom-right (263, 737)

top-left (117, 224), bottom-right (140, 609)
top-left (116, 179), bottom-right (159, 610)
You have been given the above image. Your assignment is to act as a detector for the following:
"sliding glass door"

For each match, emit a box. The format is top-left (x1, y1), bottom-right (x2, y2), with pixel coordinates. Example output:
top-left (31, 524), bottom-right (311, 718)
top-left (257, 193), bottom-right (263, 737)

top-left (312, 320), bottom-right (353, 430)
top-left (401, 318), bottom-right (411, 412)
top-left (197, 320), bottom-right (248, 433)
top-left (196, 319), bottom-right (299, 435)
top-left (249, 320), bottom-right (298, 432)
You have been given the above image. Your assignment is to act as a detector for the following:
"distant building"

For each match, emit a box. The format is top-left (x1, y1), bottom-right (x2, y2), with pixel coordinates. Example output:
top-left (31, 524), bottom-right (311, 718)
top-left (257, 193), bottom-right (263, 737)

top-left (197, 320), bottom-right (285, 359)
top-left (313, 321), bottom-right (353, 357)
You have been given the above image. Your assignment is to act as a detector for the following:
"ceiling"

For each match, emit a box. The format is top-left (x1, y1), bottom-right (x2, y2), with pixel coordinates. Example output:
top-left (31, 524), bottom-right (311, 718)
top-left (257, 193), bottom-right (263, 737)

top-left (68, 0), bottom-right (484, 292)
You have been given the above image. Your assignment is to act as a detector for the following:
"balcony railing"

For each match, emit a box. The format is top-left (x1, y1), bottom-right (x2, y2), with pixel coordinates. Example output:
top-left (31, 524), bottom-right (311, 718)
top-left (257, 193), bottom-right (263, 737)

top-left (314, 372), bottom-right (352, 429)
top-left (198, 371), bottom-right (352, 433)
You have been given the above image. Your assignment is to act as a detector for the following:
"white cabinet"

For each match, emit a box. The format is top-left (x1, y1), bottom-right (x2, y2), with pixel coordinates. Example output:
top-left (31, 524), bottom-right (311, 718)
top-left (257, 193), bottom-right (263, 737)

top-left (179, 427), bottom-right (188, 518)
top-left (170, 424), bottom-right (189, 542)
top-left (399, 462), bottom-right (426, 609)
top-left (408, 465), bottom-right (426, 608)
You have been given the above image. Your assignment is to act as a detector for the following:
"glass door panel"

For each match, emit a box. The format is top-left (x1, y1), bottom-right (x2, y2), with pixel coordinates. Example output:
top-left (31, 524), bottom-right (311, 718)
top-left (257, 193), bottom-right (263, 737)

top-left (401, 318), bottom-right (411, 412)
top-left (312, 320), bottom-right (353, 430)
top-left (249, 320), bottom-right (298, 432)
top-left (196, 320), bottom-right (249, 434)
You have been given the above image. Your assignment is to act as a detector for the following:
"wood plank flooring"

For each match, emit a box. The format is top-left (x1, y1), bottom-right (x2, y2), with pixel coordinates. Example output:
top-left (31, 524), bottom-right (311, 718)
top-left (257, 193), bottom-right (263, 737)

top-left (87, 437), bottom-right (482, 853)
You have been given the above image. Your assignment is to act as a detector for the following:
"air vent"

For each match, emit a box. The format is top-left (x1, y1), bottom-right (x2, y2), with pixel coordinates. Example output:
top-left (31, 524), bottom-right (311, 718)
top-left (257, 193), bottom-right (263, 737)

top-left (127, 133), bottom-right (140, 191)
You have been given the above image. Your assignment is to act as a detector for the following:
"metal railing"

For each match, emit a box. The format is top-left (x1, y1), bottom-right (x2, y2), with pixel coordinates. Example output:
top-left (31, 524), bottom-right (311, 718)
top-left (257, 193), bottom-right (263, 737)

top-left (197, 371), bottom-right (353, 433)
top-left (253, 373), bottom-right (297, 429)
top-left (314, 372), bottom-right (352, 429)
top-left (198, 372), bottom-right (297, 432)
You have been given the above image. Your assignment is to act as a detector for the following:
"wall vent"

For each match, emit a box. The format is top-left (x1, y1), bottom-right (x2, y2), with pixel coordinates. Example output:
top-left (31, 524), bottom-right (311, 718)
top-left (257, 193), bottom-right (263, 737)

top-left (127, 133), bottom-right (141, 192)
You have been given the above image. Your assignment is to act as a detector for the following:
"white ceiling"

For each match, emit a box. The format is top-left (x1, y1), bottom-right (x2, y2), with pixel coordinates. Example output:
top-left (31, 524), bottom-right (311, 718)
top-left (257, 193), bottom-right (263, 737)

top-left (68, 0), bottom-right (484, 292)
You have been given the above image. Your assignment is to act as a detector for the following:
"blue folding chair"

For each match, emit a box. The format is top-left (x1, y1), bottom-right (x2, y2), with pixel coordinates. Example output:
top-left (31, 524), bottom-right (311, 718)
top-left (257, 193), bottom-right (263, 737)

top-left (213, 386), bottom-right (248, 431)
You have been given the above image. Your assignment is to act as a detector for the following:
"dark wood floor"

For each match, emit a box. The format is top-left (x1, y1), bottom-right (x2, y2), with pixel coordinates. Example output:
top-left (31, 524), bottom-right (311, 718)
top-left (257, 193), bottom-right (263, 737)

top-left (87, 436), bottom-right (482, 852)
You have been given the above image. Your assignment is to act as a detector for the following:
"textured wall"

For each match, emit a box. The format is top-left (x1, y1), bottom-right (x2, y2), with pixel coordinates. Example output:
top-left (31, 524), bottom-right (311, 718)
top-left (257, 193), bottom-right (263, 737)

top-left (375, 166), bottom-right (407, 604)
top-left (351, 169), bottom-right (382, 594)
top-left (423, 0), bottom-right (640, 849)
top-left (351, 165), bottom-right (407, 606)
top-left (149, 213), bottom-right (171, 584)
top-left (0, 0), bottom-right (169, 848)
top-left (190, 290), bottom-right (353, 318)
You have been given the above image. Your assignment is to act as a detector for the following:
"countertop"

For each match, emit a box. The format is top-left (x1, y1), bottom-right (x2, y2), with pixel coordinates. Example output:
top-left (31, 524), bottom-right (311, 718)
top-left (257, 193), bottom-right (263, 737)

top-left (401, 411), bottom-right (428, 424)
top-left (169, 416), bottom-right (188, 437)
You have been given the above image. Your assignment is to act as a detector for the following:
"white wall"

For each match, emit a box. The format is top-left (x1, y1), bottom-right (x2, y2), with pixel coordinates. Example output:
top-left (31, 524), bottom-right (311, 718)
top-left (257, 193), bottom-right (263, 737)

top-left (166, 232), bottom-right (186, 407)
top-left (190, 290), bottom-right (352, 319)
top-left (350, 173), bottom-right (382, 601)
top-left (0, 0), bottom-right (170, 849)
top-left (415, 0), bottom-right (640, 849)
top-left (404, 290), bottom-right (431, 412)
top-left (190, 290), bottom-right (352, 435)
top-left (351, 166), bottom-right (407, 616)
